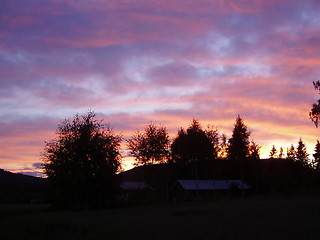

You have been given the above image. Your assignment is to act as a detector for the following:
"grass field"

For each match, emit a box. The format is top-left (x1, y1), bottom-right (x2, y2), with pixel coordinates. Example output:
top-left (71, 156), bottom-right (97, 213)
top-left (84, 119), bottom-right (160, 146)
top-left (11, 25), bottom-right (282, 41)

top-left (1, 195), bottom-right (320, 240)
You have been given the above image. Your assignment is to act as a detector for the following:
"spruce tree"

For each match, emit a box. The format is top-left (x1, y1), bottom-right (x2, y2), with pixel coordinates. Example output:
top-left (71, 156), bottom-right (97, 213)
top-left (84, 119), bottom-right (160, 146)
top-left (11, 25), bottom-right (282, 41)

top-left (227, 115), bottom-right (251, 161)
top-left (286, 144), bottom-right (296, 160)
top-left (248, 140), bottom-right (261, 160)
top-left (313, 140), bottom-right (320, 170)
top-left (296, 138), bottom-right (309, 166)
top-left (269, 145), bottom-right (277, 159)
top-left (278, 147), bottom-right (284, 159)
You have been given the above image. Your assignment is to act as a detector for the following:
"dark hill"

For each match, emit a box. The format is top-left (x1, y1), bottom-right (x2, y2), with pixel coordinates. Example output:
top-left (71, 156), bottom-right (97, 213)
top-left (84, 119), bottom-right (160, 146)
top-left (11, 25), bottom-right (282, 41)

top-left (0, 169), bottom-right (46, 185)
top-left (0, 169), bottom-right (47, 203)
top-left (119, 160), bottom-right (249, 184)
top-left (119, 159), bottom-right (320, 196)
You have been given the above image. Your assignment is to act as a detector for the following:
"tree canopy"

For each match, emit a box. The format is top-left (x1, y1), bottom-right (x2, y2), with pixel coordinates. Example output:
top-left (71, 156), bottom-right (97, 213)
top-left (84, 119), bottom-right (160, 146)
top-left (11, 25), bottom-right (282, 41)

top-left (127, 123), bottom-right (170, 166)
top-left (310, 81), bottom-right (320, 127)
top-left (171, 119), bottom-right (214, 163)
top-left (205, 125), bottom-right (228, 159)
top-left (38, 110), bottom-right (320, 207)
top-left (42, 111), bottom-right (122, 209)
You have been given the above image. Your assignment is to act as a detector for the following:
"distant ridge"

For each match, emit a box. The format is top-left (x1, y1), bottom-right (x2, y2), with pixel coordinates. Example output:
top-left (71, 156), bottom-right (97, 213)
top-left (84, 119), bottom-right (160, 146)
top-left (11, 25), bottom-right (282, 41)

top-left (0, 169), bottom-right (47, 203)
top-left (0, 168), bottom-right (46, 185)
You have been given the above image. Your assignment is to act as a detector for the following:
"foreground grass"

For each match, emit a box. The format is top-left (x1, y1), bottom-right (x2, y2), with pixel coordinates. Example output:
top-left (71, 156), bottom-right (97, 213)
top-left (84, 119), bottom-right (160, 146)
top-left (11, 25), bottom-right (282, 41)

top-left (1, 195), bottom-right (320, 240)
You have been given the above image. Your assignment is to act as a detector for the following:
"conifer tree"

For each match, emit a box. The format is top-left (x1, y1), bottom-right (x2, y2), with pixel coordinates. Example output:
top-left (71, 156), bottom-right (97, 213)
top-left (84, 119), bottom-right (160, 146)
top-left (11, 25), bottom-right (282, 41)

top-left (296, 138), bottom-right (309, 166)
top-left (248, 140), bottom-right (261, 160)
top-left (269, 145), bottom-right (277, 159)
top-left (286, 144), bottom-right (296, 160)
top-left (278, 147), bottom-right (284, 159)
top-left (313, 140), bottom-right (320, 170)
top-left (227, 115), bottom-right (251, 161)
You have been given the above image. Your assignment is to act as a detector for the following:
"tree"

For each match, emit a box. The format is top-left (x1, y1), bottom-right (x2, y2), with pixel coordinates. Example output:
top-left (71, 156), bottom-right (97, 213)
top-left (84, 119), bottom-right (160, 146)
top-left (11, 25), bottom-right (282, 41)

top-left (278, 147), bottom-right (284, 159)
top-left (171, 119), bottom-right (214, 163)
top-left (42, 111), bottom-right (122, 209)
top-left (248, 140), bottom-right (261, 161)
top-left (269, 145), bottom-right (277, 159)
top-left (227, 115), bottom-right (251, 161)
top-left (219, 133), bottom-right (228, 159)
top-left (286, 144), bottom-right (296, 160)
top-left (127, 123), bottom-right (170, 166)
top-left (296, 138), bottom-right (309, 166)
top-left (205, 126), bottom-right (228, 159)
top-left (313, 140), bottom-right (320, 170)
top-left (310, 81), bottom-right (320, 127)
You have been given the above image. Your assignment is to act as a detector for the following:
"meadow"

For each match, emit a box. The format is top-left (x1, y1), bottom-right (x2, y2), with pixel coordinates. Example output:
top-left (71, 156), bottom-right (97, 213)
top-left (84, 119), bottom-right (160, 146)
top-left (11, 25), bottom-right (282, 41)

top-left (1, 195), bottom-right (319, 240)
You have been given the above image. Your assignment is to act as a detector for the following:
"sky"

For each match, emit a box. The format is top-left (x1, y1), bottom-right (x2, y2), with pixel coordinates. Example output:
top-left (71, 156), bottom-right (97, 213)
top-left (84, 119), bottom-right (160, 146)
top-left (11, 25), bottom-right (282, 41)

top-left (1, 0), bottom-right (320, 177)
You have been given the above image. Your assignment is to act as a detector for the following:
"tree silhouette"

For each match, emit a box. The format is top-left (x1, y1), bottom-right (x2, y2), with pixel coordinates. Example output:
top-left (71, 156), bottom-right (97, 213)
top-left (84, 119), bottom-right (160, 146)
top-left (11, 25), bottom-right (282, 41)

top-left (171, 119), bottom-right (214, 163)
top-left (42, 111), bottom-right (122, 209)
top-left (219, 133), bottom-right (228, 159)
top-left (310, 81), bottom-right (320, 127)
top-left (227, 115), bottom-right (251, 161)
top-left (269, 145), bottom-right (277, 159)
top-left (205, 126), bottom-right (227, 159)
top-left (296, 138), bottom-right (309, 166)
top-left (127, 123), bottom-right (170, 166)
top-left (248, 140), bottom-right (261, 161)
top-left (313, 140), bottom-right (320, 170)
top-left (278, 147), bottom-right (284, 159)
top-left (286, 144), bottom-right (296, 160)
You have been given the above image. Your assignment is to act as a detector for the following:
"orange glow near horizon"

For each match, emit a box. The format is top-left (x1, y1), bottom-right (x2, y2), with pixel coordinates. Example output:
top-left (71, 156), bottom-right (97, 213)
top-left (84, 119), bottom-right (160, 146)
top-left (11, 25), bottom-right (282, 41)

top-left (1, 108), bottom-right (319, 174)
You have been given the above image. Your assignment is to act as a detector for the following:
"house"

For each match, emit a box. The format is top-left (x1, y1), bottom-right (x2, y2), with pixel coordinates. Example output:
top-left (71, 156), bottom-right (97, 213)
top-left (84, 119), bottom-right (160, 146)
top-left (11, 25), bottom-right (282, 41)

top-left (120, 181), bottom-right (154, 191)
top-left (120, 181), bottom-right (154, 203)
top-left (171, 179), bottom-right (251, 200)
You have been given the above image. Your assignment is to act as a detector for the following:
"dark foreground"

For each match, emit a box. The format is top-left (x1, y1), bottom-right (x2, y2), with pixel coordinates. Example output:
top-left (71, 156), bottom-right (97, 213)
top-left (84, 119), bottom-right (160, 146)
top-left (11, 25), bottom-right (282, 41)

top-left (1, 195), bottom-right (320, 240)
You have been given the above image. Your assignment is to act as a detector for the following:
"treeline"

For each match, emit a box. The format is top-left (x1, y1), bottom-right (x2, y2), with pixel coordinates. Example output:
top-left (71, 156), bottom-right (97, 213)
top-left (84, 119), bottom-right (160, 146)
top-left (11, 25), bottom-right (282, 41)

top-left (127, 115), bottom-right (320, 171)
top-left (127, 115), bottom-right (320, 195)
top-left (42, 111), bottom-right (320, 209)
top-left (128, 116), bottom-right (252, 165)
top-left (40, 80), bottom-right (320, 209)
top-left (268, 139), bottom-right (320, 170)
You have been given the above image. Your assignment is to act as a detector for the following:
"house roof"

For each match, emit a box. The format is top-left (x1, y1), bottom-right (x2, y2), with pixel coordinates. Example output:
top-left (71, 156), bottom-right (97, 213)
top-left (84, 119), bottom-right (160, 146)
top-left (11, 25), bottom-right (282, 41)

top-left (120, 181), bottom-right (154, 191)
top-left (174, 179), bottom-right (250, 190)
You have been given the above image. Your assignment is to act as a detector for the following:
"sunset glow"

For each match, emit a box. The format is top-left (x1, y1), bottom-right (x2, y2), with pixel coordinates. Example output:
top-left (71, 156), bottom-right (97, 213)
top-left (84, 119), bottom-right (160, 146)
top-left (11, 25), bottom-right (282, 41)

top-left (1, 0), bottom-right (320, 176)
